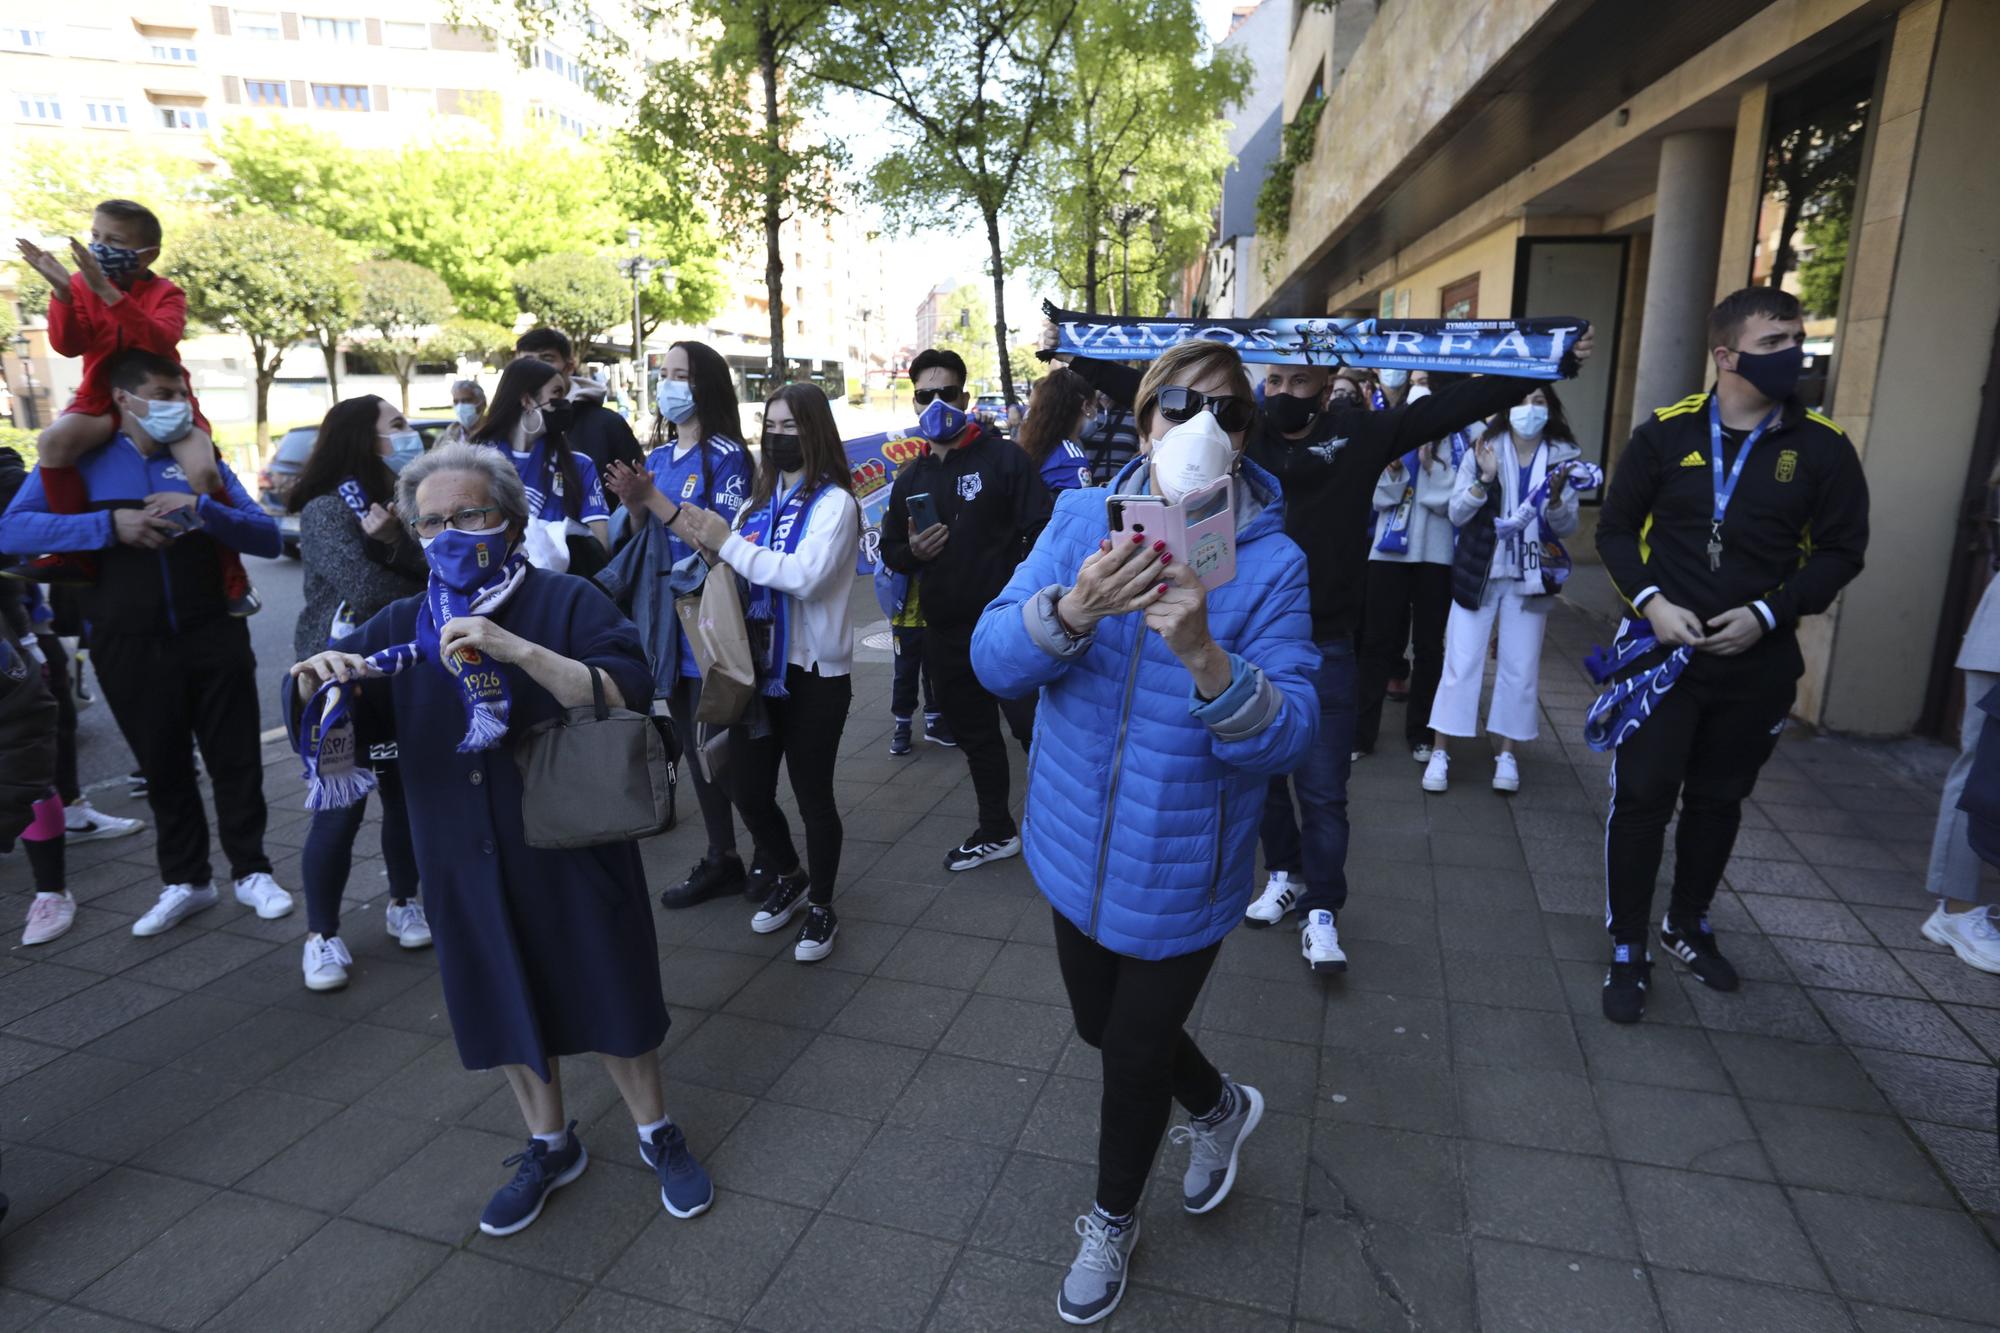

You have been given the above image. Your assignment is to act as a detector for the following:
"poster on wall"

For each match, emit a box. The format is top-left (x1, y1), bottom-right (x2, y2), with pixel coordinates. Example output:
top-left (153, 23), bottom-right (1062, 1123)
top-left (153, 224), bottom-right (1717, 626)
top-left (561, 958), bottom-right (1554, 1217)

top-left (843, 426), bottom-right (929, 575)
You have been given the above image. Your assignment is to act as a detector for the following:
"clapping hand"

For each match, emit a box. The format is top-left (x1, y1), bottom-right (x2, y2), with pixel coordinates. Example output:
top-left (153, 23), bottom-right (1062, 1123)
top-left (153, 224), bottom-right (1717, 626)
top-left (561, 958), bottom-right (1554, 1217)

top-left (361, 502), bottom-right (400, 541)
top-left (676, 504), bottom-right (732, 551)
top-left (67, 239), bottom-right (118, 302)
top-left (15, 238), bottom-right (69, 293)
top-left (603, 460), bottom-right (657, 509)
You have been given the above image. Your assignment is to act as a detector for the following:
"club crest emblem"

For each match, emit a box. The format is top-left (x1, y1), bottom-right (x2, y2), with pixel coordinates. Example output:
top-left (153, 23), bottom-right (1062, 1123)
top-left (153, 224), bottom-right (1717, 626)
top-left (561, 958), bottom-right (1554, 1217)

top-left (681, 473), bottom-right (699, 499)
top-left (958, 474), bottom-right (983, 502)
top-left (1775, 449), bottom-right (1797, 483)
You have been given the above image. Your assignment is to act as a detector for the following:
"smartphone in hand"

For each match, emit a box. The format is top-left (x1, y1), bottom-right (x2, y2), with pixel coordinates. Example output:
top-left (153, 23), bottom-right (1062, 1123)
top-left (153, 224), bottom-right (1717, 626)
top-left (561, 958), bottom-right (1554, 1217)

top-left (906, 491), bottom-right (940, 533)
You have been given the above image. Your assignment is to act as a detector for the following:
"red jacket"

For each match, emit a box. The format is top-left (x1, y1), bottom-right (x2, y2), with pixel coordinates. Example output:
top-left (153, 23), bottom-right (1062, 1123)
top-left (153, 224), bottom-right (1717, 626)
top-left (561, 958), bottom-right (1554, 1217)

top-left (49, 271), bottom-right (208, 429)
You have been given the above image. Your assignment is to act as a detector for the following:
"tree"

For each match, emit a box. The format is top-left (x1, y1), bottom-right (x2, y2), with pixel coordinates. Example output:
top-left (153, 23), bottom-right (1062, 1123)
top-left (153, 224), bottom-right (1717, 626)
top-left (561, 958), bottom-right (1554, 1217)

top-left (355, 261), bottom-right (455, 412)
top-left (1011, 0), bottom-right (1247, 315)
top-left (168, 217), bottom-right (357, 451)
top-left (931, 284), bottom-right (999, 387)
top-left (605, 145), bottom-right (730, 344)
top-left (511, 253), bottom-right (625, 351)
top-left (622, 2), bottom-right (842, 381)
top-left (209, 120), bottom-right (385, 242)
top-left (305, 263), bottom-right (363, 403)
top-left (426, 318), bottom-right (519, 370)
top-left (1761, 92), bottom-right (1867, 291)
top-left (1796, 208), bottom-right (1851, 319)
top-left (820, 0), bottom-right (1081, 404)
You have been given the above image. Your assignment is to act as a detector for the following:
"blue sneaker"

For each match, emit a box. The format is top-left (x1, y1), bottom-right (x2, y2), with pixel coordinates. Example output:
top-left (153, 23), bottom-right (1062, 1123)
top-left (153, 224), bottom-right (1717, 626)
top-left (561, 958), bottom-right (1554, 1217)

top-left (645, 1121), bottom-right (714, 1219)
top-left (478, 1122), bottom-right (588, 1237)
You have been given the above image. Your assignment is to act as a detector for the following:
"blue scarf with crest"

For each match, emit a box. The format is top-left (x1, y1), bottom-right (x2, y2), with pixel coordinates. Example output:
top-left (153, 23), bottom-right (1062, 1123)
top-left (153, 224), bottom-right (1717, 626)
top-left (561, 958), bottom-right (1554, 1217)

top-left (735, 481), bottom-right (823, 698)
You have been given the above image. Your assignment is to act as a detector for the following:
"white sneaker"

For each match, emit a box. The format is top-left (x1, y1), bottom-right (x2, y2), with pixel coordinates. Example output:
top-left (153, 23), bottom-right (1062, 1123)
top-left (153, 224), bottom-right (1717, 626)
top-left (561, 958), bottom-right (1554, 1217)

top-left (385, 901), bottom-right (432, 949)
top-left (1421, 750), bottom-right (1450, 793)
top-left (1243, 871), bottom-right (1300, 928)
top-left (1920, 902), bottom-right (2000, 975)
top-left (1300, 909), bottom-right (1347, 974)
top-left (1492, 753), bottom-right (1521, 794)
top-left (21, 891), bottom-right (75, 946)
top-left (233, 872), bottom-right (294, 920)
top-left (302, 933), bottom-right (353, 991)
top-left (62, 800), bottom-right (143, 843)
top-left (1411, 744), bottom-right (1433, 763)
top-left (132, 883), bottom-right (219, 937)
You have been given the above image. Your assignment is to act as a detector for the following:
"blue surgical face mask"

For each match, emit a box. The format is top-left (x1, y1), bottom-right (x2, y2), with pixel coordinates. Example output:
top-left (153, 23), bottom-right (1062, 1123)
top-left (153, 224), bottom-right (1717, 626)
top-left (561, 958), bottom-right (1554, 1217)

top-left (1510, 403), bottom-right (1549, 439)
top-left (419, 523), bottom-right (511, 591)
top-left (89, 241), bottom-right (147, 281)
top-left (453, 402), bottom-right (480, 429)
top-left (1377, 368), bottom-right (1409, 389)
top-left (384, 430), bottom-right (423, 473)
top-left (656, 379), bottom-right (697, 424)
top-left (135, 397), bottom-right (194, 444)
top-left (917, 395), bottom-right (968, 444)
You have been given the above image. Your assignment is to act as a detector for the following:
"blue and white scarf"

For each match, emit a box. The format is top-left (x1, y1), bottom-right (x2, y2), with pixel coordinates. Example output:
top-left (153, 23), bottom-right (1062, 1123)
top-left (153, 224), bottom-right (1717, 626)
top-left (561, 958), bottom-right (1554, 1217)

top-left (327, 478), bottom-right (373, 644)
top-left (1374, 450), bottom-right (1422, 554)
top-left (736, 482), bottom-right (823, 699)
top-left (297, 551), bottom-right (528, 808)
top-left (1583, 619), bottom-right (1692, 752)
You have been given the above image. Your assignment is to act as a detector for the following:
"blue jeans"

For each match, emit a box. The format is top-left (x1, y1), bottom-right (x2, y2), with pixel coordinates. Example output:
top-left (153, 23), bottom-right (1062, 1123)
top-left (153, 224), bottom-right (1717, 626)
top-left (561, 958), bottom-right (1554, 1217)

top-left (302, 765), bottom-right (419, 938)
top-left (1260, 638), bottom-right (1356, 918)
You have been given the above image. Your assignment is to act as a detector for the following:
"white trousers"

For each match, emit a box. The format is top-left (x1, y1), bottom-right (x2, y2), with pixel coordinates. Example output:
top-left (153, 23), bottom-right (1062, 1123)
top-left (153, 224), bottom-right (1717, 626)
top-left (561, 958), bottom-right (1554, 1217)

top-left (1428, 584), bottom-right (1550, 742)
top-left (1925, 669), bottom-right (2000, 907)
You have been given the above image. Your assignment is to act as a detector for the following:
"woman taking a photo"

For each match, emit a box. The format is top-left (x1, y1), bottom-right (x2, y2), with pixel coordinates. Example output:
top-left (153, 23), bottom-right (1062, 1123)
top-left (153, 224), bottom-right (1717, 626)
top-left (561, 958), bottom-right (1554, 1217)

top-left (1018, 368), bottom-right (1097, 500)
top-left (972, 339), bottom-right (1318, 1325)
top-left (1423, 384), bottom-right (1582, 795)
top-left (464, 358), bottom-right (610, 573)
top-left (599, 340), bottom-right (755, 911)
top-left (288, 396), bottom-right (431, 991)
top-left (675, 384), bottom-right (859, 963)
top-left (290, 442), bottom-right (711, 1237)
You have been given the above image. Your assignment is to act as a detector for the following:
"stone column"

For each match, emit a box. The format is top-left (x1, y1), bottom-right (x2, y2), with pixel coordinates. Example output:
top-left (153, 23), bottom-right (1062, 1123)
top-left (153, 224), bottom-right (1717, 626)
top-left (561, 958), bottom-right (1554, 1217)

top-left (1630, 131), bottom-right (1735, 417)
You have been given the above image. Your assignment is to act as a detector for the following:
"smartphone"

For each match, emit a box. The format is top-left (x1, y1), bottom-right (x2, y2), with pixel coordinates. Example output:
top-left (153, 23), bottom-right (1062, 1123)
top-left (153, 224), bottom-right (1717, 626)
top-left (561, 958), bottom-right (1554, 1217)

top-left (162, 504), bottom-right (201, 536)
top-left (906, 491), bottom-right (940, 533)
top-left (1107, 477), bottom-right (1238, 590)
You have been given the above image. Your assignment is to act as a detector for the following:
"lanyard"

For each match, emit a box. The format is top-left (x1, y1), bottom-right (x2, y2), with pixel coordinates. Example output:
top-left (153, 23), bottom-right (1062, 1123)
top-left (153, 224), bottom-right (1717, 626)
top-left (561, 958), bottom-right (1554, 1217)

top-left (1706, 399), bottom-right (1779, 570)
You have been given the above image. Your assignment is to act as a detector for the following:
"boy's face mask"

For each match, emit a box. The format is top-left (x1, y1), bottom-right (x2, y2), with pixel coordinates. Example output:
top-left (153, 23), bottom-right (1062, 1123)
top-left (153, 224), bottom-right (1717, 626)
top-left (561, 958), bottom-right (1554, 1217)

top-left (89, 241), bottom-right (152, 281)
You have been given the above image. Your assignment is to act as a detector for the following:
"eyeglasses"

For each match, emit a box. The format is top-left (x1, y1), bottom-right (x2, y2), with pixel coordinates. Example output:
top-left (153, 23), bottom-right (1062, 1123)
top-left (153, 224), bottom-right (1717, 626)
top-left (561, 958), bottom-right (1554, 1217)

top-left (410, 506), bottom-right (502, 538)
top-left (1153, 386), bottom-right (1256, 433)
top-left (913, 386), bottom-right (962, 407)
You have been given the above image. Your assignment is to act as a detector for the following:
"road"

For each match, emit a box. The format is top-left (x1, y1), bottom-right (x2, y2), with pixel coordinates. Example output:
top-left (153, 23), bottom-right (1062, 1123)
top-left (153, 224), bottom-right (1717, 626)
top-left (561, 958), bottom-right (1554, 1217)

top-left (68, 551), bottom-right (306, 799)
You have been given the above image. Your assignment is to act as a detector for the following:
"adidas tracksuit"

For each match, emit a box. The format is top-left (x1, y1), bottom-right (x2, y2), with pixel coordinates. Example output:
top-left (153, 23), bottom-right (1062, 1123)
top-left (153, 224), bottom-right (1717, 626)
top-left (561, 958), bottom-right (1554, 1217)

top-left (1594, 391), bottom-right (1869, 944)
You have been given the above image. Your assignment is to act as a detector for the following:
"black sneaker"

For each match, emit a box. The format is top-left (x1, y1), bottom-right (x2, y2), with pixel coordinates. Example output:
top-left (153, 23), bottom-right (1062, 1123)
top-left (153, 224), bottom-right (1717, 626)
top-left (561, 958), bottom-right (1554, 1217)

top-left (751, 870), bottom-right (810, 934)
top-left (794, 904), bottom-right (838, 963)
top-left (925, 713), bottom-right (957, 748)
top-left (227, 587), bottom-right (263, 618)
top-left (1659, 915), bottom-right (1740, 992)
top-left (944, 832), bottom-right (1022, 872)
top-left (1602, 943), bottom-right (1651, 1024)
top-left (889, 719), bottom-right (913, 757)
top-left (743, 861), bottom-right (775, 901)
top-left (659, 855), bottom-right (744, 910)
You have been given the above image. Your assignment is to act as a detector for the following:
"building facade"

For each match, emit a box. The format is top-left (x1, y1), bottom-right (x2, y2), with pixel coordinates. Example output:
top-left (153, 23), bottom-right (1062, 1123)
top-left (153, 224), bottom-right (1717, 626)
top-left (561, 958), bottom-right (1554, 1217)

top-left (1254, 0), bottom-right (2000, 739)
top-left (1187, 1), bottom-right (1294, 319)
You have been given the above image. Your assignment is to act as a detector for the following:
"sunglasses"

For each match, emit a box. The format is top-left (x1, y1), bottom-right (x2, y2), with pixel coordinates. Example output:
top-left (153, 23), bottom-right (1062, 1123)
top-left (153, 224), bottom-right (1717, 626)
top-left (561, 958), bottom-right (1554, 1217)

top-left (1154, 386), bottom-right (1256, 433)
top-left (912, 386), bottom-right (963, 407)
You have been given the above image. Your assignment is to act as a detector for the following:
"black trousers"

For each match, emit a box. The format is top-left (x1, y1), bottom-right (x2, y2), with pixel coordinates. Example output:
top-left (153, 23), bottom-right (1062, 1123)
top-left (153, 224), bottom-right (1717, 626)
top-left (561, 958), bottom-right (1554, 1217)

top-left (668, 673), bottom-right (741, 862)
top-left (1052, 908), bottom-right (1225, 1217)
top-left (732, 666), bottom-right (852, 906)
top-left (890, 625), bottom-right (938, 720)
top-left (1604, 668), bottom-right (1795, 943)
top-left (928, 622), bottom-right (1015, 840)
top-left (38, 635), bottom-right (79, 805)
top-left (91, 619), bottom-right (270, 887)
top-left (1355, 560), bottom-right (1451, 753)
top-left (302, 764), bottom-right (418, 938)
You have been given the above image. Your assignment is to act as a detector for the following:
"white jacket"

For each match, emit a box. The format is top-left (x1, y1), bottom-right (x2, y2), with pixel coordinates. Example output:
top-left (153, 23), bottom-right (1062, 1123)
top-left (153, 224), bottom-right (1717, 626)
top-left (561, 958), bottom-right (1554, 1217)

top-left (1369, 450), bottom-right (1458, 566)
top-left (721, 484), bottom-right (861, 677)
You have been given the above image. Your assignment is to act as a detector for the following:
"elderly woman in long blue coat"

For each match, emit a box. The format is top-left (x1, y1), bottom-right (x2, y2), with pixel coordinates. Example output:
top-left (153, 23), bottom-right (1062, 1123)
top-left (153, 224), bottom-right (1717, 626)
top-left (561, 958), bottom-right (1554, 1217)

top-left (290, 441), bottom-right (712, 1239)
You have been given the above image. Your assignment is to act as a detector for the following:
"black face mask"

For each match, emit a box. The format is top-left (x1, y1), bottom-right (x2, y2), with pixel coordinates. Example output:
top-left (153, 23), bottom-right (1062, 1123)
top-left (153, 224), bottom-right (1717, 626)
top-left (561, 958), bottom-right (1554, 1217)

top-left (1328, 391), bottom-right (1361, 410)
top-left (764, 431), bottom-right (804, 473)
top-left (1262, 391), bottom-right (1319, 435)
top-left (1729, 344), bottom-right (1805, 403)
top-left (538, 398), bottom-right (575, 436)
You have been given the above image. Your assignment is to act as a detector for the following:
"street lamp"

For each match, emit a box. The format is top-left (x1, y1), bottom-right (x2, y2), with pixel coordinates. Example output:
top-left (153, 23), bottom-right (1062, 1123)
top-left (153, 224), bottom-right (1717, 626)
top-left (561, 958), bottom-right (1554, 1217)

top-left (9, 332), bottom-right (39, 431)
top-left (616, 226), bottom-right (673, 404)
top-left (1107, 164), bottom-right (1158, 318)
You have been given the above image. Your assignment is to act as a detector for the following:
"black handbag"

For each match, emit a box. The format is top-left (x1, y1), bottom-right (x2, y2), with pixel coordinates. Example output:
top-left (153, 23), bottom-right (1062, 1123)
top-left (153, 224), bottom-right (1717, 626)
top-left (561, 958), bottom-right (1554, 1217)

top-left (513, 665), bottom-right (677, 848)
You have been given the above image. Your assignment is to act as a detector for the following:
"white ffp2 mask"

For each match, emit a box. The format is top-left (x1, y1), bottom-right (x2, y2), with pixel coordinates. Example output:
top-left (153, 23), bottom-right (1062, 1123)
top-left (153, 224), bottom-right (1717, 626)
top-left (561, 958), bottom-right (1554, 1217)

top-left (1148, 410), bottom-right (1235, 504)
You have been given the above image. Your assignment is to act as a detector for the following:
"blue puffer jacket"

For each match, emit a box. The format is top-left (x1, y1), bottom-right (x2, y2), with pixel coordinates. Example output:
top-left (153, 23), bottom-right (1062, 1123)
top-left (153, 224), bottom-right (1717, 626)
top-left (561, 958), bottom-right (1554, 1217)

top-left (973, 458), bottom-right (1320, 960)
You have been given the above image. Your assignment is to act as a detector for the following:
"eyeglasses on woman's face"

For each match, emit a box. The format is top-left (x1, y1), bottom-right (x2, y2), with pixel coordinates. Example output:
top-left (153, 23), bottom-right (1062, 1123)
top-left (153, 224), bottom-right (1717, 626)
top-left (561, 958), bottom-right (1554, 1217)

top-left (411, 506), bottom-right (503, 538)
top-left (1154, 386), bottom-right (1255, 433)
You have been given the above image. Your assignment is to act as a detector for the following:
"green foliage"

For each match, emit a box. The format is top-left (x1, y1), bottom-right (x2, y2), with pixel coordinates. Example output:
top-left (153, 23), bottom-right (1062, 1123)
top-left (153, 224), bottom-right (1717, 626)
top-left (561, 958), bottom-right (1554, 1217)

top-left (8, 140), bottom-right (209, 242)
top-left (1255, 95), bottom-right (1325, 263)
top-left (427, 318), bottom-right (519, 369)
top-left (1010, 0), bottom-right (1248, 316)
top-left (0, 426), bottom-right (37, 468)
top-left (1797, 208), bottom-right (1850, 319)
top-left (356, 261), bottom-right (456, 410)
top-left (207, 120), bottom-right (385, 241)
top-left (933, 285), bottom-right (1000, 388)
top-left (511, 253), bottom-right (626, 349)
top-left (0, 294), bottom-right (15, 346)
top-left (166, 216), bottom-right (357, 447)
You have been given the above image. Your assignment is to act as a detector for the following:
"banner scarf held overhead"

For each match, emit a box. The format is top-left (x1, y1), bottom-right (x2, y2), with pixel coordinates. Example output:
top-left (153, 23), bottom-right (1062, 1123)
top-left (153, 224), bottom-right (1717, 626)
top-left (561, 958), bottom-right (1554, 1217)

top-left (1041, 300), bottom-right (1585, 379)
top-left (296, 547), bottom-right (529, 810)
top-left (1582, 619), bottom-right (1693, 753)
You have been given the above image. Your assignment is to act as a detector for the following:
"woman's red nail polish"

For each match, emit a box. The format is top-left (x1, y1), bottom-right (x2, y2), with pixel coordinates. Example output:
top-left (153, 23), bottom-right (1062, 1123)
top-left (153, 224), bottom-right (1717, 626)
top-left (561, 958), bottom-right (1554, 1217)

top-left (1162, 552), bottom-right (1173, 564)
top-left (1153, 540), bottom-right (1166, 552)
top-left (1131, 533), bottom-right (1144, 544)
top-left (1158, 583), bottom-right (1169, 594)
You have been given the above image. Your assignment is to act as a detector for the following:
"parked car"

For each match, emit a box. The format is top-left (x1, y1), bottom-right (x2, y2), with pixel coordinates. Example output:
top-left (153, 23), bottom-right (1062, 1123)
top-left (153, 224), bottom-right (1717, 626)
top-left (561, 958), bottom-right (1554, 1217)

top-left (259, 417), bottom-right (453, 557)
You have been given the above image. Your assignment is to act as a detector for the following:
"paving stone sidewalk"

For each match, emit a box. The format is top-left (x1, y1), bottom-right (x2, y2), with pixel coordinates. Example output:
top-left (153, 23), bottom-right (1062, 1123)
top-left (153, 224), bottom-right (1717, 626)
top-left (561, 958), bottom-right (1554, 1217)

top-left (0, 599), bottom-right (1994, 1332)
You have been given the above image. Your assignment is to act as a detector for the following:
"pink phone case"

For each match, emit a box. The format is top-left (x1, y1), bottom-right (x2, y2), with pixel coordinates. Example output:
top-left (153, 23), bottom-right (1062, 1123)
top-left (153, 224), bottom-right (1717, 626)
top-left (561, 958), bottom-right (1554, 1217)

top-left (1107, 476), bottom-right (1237, 590)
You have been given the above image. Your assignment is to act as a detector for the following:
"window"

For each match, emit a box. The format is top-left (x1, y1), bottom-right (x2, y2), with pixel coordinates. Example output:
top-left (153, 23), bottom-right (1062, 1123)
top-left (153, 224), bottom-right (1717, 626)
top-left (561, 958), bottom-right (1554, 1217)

top-left (81, 98), bottom-right (129, 127)
top-left (155, 104), bottom-right (210, 130)
top-left (382, 20), bottom-right (426, 48)
top-left (3, 28), bottom-right (49, 52)
top-left (147, 42), bottom-right (199, 63)
top-left (245, 79), bottom-right (288, 107)
top-left (301, 16), bottom-right (361, 42)
top-left (233, 10), bottom-right (282, 39)
top-left (310, 82), bottom-right (370, 111)
top-left (1439, 274), bottom-right (1479, 320)
top-left (390, 86), bottom-right (430, 112)
top-left (15, 93), bottom-right (62, 123)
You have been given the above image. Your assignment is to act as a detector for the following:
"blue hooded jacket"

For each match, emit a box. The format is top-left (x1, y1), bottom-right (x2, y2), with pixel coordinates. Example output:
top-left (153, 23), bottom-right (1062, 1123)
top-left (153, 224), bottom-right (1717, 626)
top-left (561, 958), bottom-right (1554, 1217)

top-left (972, 457), bottom-right (1319, 960)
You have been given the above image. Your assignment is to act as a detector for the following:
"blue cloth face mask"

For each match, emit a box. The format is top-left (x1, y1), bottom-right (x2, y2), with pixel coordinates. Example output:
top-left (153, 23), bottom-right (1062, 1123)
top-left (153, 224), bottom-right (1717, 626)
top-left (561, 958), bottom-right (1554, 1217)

top-left (656, 379), bottom-right (697, 424)
top-left (88, 241), bottom-right (147, 281)
top-left (917, 395), bottom-right (968, 443)
top-left (384, 430), bottom-right (423, 473)
top-left (453, 402), bottom-right (479, 429)
top-left (419, 524), bottom-right (512, 591)
top-left (136, 398), bottom-right (194, 444)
